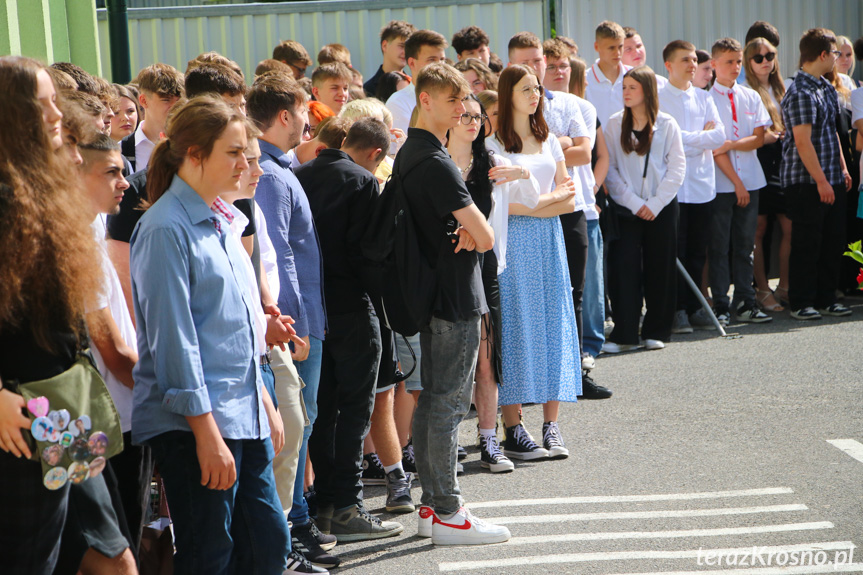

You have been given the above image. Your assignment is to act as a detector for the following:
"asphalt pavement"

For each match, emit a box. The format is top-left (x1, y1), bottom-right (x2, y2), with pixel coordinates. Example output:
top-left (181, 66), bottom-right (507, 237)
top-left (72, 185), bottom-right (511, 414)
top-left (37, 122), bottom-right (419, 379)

top-left (332, 294), bottom-right (863, 575)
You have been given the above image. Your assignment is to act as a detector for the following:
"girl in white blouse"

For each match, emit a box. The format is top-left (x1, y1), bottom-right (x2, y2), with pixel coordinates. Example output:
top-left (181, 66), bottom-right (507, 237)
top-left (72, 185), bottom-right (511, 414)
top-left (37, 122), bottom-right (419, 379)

top-left (603, 66), bottom-right (686, 352)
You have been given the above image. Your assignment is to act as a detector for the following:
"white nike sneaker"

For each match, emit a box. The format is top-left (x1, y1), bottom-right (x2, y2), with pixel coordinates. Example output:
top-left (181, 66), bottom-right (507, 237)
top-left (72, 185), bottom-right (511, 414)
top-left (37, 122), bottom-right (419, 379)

top-left (417, 505), bottom-right (434, 538)
top-left (432, 507), bottom-right (511, 545)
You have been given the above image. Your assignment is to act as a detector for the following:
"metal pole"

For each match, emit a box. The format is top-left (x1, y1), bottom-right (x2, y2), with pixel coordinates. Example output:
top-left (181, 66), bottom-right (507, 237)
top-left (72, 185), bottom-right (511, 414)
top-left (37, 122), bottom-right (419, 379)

top-left (106, 0), bottom-right (131, 84)
top-left (676, 258), bottom-right (727, 337)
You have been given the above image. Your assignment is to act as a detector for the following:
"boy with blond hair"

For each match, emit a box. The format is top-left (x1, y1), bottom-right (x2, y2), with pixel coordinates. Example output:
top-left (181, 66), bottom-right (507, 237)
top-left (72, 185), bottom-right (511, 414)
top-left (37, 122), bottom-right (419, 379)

top-left (585, 20), bottom-right (631, 126)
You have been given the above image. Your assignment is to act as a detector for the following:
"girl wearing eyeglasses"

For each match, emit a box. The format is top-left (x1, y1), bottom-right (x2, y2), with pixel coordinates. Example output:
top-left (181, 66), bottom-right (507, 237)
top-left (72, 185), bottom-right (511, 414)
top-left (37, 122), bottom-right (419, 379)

top-left (446, 93), bottom-right (540, 473)
top-left (744, 37), bottom-right (791, 311)
top-left (485, 64), bottom-right (581, 463)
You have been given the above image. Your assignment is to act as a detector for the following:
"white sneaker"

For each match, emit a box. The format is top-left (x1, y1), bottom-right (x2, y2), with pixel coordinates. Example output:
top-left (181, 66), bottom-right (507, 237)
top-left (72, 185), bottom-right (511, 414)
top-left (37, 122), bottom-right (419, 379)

top-left (417, 506), bottom-right (434, 538)
top-left (642, 339), bottom-right (665, 350)
top-left (581, 354), bottom-right (596, 370)
top-left (432, 507), bottom-right (511, 545)
top-left (601, 341), bottom-right (639, 354)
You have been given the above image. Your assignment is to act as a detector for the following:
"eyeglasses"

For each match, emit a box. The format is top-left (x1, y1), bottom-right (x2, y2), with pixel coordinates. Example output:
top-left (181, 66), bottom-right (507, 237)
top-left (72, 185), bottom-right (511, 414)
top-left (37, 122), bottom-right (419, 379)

top-left (290, 63), bottom-right (307, 76)
top-left (519, 85), bottom-right (544, 96)
top-left (751, 52), bottom-right (776, 64)
top-left (547, 63), bottom-right (571, 73)
top-left (460, 113), bottom-right (487, 125)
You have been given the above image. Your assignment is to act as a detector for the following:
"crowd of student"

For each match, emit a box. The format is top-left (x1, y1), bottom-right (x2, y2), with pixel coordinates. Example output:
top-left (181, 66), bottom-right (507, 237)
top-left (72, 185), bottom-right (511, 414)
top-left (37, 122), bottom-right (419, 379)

top-left (1, 14), bottom-right (861, 575)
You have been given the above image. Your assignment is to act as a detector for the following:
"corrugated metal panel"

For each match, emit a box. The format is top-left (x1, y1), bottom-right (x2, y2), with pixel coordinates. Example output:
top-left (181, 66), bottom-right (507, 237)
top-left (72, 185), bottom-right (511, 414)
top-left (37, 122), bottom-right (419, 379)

top-left (558, 0), bottom-right (862, 82)
top-left (97, 0), bottom-right (550, 83)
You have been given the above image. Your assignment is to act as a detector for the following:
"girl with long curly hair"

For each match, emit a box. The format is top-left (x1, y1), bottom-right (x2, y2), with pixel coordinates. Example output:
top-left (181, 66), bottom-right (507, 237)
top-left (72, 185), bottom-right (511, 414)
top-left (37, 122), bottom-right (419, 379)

top-left (0, 55), bottom-right (103, 575)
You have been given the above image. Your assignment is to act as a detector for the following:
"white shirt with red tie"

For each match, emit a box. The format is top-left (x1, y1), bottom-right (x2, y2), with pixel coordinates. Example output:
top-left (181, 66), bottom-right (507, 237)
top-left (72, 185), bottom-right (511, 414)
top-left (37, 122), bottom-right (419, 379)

top-left (709, 81), bottom-right (771, 194)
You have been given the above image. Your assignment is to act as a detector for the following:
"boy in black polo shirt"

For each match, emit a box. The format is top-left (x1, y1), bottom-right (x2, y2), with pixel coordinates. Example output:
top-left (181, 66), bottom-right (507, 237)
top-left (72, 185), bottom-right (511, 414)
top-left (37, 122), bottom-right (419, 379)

top-left (398, 62), bottom-right (510, 546)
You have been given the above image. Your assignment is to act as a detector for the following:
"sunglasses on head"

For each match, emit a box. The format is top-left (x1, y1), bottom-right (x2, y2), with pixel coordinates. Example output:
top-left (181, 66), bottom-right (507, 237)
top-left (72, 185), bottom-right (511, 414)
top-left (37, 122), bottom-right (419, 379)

top-left (751, 52), bottom-right (776, 64)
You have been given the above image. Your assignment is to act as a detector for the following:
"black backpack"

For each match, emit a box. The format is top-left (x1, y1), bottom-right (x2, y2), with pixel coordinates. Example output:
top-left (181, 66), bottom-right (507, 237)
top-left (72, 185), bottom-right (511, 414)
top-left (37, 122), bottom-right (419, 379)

top-left (360, 155), bottom-right (439, 337)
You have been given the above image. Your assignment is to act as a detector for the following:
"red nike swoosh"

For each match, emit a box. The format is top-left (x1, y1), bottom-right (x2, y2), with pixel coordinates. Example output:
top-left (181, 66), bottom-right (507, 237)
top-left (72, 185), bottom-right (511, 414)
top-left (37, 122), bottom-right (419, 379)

top-left (419, 508), bottom-right (435, 519)
top-left (434, 517), bottom-right (472, 530)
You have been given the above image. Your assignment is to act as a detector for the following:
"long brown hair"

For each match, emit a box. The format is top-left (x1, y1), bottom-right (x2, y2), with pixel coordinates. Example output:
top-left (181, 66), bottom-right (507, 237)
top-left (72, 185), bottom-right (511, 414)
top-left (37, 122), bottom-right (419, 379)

top-left (620, 66), bottom-right (658, 156)
top-left (147, 96), bottom-right (248, 205)
top-left (495, 64), bottom-right (548, 153)
top-left (0, 56), bottom-right (101, 351)
top-left (743, 38), bottom-right (785, 131)
top-left (568, 57), bottom-right (587, 98)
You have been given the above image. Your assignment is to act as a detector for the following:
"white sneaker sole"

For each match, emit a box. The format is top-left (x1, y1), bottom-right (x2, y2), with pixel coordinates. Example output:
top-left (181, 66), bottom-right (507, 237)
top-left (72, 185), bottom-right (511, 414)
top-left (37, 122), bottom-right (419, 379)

top-left (480, 459), bottom-right (515, 473)
top-left (432, 529), bottom-right (511, 546)
top-left (546, 446), bottom-right (569, 459)
top-left (504, 448), bottom-right (549, 460)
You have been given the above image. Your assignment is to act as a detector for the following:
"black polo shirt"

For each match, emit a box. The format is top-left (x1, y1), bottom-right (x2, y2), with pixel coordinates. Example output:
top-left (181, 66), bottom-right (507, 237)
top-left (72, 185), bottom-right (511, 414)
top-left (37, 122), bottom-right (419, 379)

top-left (295, 149), bottom-right (378, 314)
top-left (397, 128), bottom-right (487, 322)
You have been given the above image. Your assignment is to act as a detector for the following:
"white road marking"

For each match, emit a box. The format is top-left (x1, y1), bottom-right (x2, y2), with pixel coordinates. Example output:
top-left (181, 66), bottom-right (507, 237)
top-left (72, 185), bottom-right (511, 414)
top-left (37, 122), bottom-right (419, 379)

top-left (485, 503), bottom-right (808, 524)
top-left (438, 541), bottom-right (856, 572)
top-left (505, 521), bottom-right (833, 545)
top-left (469, 487), bottom-right (794, 509)
top-left (827, 439), bottom-right (863, 464)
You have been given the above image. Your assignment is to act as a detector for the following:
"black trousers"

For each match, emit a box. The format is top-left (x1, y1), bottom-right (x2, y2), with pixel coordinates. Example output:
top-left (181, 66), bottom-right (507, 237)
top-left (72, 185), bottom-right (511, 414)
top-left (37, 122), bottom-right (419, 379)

top-left (676, 201), bottom-right (712, 314)
top-left (608, 199), bottom-right (679, 344)
top-left (786, 183), bottom-right (846, 310)
top-left (560, 210), bottom-right (588, 354)
top-left (309, 309), bottom-right (382, 510)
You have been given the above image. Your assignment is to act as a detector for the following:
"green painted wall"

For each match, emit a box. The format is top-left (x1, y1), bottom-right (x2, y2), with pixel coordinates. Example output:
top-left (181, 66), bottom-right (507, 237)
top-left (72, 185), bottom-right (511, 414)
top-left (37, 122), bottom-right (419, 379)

top-left (0, 0), bottom-right (102, 76)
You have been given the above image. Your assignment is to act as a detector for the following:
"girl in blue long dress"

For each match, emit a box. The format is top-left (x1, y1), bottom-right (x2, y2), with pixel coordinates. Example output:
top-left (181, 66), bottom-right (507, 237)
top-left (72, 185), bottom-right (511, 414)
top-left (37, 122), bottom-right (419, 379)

top-left (485, 65), bottom-right (582, 462)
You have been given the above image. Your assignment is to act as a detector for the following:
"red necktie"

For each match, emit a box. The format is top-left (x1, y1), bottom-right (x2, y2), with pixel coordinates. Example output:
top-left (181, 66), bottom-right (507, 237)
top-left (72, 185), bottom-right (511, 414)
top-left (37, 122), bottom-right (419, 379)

top-left (727, 90), bottom-right (739, 139)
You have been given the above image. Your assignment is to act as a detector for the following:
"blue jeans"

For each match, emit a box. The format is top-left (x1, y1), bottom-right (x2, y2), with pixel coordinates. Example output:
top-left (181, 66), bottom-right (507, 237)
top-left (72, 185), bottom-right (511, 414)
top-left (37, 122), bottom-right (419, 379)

top-left (260, 362), bottom-right (277, 409)
top-left (289, 336), bottom-right (322, 526)
top-left (414, 316), bottom-right (480, 516)
top-left (582, 218), bottom-right (605, 358)
top-left (708, 190), bottom-right (760, 313)
top-left (149, 432), bottom-right (289, 575)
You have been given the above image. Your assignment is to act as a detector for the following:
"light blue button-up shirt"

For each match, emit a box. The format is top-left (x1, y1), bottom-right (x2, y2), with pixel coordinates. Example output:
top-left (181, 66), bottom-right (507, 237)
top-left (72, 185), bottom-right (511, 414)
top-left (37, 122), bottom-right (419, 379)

top-left (129, 175), bottom-right (268, 444)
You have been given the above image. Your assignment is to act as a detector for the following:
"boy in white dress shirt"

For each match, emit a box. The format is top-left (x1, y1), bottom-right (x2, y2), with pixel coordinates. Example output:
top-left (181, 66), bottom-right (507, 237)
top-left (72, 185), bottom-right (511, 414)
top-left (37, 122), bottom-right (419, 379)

top-left (708, 38), bottom-right (772, 325)
top-left (585, 21), bottom-right (632, 127)
top-left (658, 40), bottom-right (726, 333)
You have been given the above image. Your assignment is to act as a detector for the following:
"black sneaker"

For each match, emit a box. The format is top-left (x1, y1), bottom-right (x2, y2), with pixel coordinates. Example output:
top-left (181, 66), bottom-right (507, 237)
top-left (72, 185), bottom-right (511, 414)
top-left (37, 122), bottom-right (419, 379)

top-left (542, 421), bottom-right (570, 459)
top-left (402, 440), bottom-right (418, 477)
top-left (309, 520), bottom-right (336, 551)
top-left (385, 467), bottom-right (415, 513)
top-left (791, 306), bottom-right (822, 320)
top-left (457, 444), bottom-right (468, 460)
top-left (578, 372), bottom-right (612, 399)
top-left (291, 522), bottom-right (340, 569)
top-left (735, 302), bottom-right (772, 323)
top-left (503, 423), bottom-right (549, 460)
top-left (479, 433), bottom-right (514, 473)
top-left (819, 303), bottom-right (852, 317)
top-left (362, 452), bottom-right (386, 486)
top-left (285, 548), bottom-right (329, 574)
top-left (330, 504), bottom-right (404, 542)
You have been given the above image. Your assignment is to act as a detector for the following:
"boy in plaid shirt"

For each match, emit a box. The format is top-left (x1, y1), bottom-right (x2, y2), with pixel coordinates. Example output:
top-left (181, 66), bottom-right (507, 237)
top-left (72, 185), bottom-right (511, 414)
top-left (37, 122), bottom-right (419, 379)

top-left (781, 28), bottom-right (853, 319)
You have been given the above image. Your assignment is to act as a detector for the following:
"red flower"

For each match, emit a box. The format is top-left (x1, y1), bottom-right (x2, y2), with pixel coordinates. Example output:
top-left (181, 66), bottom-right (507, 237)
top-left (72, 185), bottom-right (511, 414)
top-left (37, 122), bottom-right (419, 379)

top-left (858, 268), bottom-right (863, 289)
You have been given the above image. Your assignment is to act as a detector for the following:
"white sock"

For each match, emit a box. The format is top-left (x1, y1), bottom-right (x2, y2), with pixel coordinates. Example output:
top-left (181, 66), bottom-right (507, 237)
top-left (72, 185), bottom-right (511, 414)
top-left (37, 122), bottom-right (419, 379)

top-left (479, 428), bottom-right (497, 440)
top-left (383, 460), bottom-right (404, 474)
